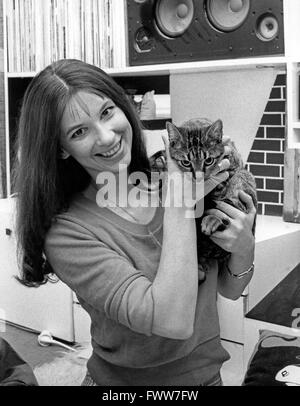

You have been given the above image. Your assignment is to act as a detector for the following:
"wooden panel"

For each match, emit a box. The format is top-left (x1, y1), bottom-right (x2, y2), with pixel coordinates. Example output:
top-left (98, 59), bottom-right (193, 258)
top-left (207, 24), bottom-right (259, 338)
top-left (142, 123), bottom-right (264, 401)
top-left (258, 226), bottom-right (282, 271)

top-left (0, 1), bottom-right (6, 198)
top-left (283, 149), bottom-right (300, 222)
top-left (0, 0), bottom-right (3, 48)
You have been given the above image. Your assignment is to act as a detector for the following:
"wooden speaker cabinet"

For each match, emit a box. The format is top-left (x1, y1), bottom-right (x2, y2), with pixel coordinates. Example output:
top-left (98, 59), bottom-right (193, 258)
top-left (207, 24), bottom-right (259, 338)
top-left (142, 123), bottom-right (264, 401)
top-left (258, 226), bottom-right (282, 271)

top-left (126, 0), bottom-right (284, 66)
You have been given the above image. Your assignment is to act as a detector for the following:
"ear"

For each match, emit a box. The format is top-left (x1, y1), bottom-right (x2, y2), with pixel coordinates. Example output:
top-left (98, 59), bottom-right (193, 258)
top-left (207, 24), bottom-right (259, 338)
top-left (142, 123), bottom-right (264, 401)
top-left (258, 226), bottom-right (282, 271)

top-left (166, 122), bottom-right (183, 147)
top-left (60, 149), bottom-right (70, 160)
top-left (207, 119), bottom-right (223, 143)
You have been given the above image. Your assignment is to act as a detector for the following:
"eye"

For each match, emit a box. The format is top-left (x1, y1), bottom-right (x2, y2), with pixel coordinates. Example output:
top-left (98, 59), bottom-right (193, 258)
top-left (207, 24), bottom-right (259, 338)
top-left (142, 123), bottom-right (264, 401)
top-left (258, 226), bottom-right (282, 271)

top-left (71, 128), bottom-right (87, 139)
top-left (205, 157), bottom-right (215, 166)
top-left (181, 160), bottom-right (191, 168)
top-left (101, 105), bottom-right (115, 119)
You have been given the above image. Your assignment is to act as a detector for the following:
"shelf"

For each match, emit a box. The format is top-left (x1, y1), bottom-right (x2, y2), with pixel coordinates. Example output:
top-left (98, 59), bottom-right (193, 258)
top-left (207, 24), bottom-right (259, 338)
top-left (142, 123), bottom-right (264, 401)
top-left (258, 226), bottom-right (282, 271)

top-left (255, 215), bottom-right (300, 243)
top-left (6, 56), bottom-right (288, 79)
top-left (6, 72), bottom-right (37, 78)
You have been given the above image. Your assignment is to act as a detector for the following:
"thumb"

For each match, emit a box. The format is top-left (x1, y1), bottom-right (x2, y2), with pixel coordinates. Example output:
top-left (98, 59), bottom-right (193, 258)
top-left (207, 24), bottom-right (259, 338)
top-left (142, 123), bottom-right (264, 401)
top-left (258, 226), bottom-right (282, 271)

top-left (204, 171), bottom-right (229, 196)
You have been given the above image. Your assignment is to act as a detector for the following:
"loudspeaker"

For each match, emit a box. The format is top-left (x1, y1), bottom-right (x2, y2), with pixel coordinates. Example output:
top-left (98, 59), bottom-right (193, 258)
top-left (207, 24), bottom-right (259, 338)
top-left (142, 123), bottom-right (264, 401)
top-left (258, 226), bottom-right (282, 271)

top-left (126, 0), bottom-right (284, 66)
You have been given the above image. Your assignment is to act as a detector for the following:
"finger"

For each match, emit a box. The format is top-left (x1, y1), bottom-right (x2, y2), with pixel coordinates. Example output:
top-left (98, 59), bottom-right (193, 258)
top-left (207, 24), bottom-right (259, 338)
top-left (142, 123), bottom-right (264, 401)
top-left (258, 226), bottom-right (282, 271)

top-left (204, 171), bottom-right (229, 195)
top-left (223, 146), bottom-right (231, 156)
top-left (209, 235), bottom-right (230, 254)
top-left (210, 158), bottom-right (230, 176)
top-left (218, 158), bottom-right (230, 172)
top-left (214, 200), bottom-right (241, 219)
top-left (222, 136), bottom-right (231, 143)
top-left (204, 208), bottom-right (231, 226)
top-left (238, 190), bottom-right (256, 214)
top-left (210, 233), bottom-right (228, 242)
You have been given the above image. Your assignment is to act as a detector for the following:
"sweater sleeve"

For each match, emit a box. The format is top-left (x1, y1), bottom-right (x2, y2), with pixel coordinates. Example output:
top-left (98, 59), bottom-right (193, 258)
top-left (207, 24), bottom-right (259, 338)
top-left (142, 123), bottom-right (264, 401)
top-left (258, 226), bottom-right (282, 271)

top-left (44, 216), bottom-right (155, 336)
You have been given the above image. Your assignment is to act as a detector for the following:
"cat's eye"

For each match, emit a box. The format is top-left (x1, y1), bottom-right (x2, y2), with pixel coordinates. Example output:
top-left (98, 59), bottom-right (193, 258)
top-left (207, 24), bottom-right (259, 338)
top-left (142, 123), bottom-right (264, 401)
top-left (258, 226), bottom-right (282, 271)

top-left (205, 157), bottom-right (215, 166)
top-left (180, 160), bottom-right (191, 168)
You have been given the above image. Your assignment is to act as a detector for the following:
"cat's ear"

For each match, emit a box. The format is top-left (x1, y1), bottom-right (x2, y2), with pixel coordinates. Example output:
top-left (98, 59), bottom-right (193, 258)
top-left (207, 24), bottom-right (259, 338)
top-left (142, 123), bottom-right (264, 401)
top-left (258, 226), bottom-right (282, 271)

top-left (208, 119), bottom-right (223, 143)
top-left (166, 122), bottom-right (183, 147)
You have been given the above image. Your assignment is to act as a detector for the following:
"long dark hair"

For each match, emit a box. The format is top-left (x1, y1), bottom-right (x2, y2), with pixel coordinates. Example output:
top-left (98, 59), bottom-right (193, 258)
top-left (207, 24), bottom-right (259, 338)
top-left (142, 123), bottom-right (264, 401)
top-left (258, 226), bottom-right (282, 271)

top-left (13, 59), bottom-right (150, 287)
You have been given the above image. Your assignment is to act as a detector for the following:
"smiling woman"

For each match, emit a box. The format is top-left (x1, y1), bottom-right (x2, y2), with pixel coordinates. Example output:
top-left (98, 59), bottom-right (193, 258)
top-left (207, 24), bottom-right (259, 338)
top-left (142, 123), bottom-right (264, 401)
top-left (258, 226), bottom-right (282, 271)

top-left (12, 58), bottom-right (254, 387)
top-left (60, 92), bottom-right (133, 176)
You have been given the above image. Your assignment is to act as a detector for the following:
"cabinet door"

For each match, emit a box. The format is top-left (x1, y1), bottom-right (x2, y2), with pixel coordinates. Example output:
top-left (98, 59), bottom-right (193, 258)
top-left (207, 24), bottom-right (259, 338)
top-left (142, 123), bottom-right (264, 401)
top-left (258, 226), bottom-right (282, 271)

top-left (0, 205), bottom-right (75, 342)
top-left (221, 340), bottom-right (244, 386)
top-left (73, 302), bottom-right (91, 343)
top-left (217, 294), bottom-right (246, 344)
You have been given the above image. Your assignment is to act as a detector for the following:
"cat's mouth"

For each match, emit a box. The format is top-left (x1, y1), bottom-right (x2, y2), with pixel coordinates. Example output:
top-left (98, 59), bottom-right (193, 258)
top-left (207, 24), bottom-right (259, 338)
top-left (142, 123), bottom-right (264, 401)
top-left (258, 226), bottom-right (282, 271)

top-left (193, 170), bottom-right (205, 182)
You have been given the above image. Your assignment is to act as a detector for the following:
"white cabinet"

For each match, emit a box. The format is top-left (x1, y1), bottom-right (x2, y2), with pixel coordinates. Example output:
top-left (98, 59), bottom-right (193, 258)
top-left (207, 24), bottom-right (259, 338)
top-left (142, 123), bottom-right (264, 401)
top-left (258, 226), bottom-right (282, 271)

top-left (0, 198), bottom-right (75, 342)
top-left (73, 302), bottom-right (91, 343)
top-left (218, 294), bottom-right (246, 344)
top-left (221, 340), bottom-right (244, 386)
top-left (218, 215), bottom-right (300, 377)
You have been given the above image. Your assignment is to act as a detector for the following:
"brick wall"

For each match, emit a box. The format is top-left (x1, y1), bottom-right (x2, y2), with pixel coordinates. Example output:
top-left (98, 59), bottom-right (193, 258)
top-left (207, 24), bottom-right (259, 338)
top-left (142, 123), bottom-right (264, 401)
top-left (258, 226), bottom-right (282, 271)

top-left (246, 74), bottom-right (286, 217)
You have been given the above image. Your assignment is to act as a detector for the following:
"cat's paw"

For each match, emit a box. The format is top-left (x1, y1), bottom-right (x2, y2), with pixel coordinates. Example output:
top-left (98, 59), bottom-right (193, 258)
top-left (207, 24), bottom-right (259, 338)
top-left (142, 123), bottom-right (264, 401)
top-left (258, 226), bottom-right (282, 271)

top-left (201, 214), bottom-right (225, 236)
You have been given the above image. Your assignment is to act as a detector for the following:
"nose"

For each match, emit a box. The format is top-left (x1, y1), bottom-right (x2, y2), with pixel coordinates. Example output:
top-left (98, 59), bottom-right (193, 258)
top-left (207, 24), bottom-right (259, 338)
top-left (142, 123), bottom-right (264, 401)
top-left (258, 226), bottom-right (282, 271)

top-left (196, 160), bottom-right (205, 172)
top-left (93, 123), bottom-right (115, 147)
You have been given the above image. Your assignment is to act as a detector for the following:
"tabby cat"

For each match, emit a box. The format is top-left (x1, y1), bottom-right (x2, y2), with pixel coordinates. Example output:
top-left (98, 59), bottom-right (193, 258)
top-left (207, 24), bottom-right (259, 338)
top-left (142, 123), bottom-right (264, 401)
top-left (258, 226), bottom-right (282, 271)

top-left (165, 118), bottom-right (258, 275)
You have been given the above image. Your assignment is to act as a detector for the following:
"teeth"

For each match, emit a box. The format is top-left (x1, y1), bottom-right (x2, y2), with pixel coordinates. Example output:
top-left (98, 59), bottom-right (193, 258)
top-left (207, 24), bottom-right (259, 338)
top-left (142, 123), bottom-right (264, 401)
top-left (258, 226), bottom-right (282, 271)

top-left (99, 141), bottom-right (121, 158)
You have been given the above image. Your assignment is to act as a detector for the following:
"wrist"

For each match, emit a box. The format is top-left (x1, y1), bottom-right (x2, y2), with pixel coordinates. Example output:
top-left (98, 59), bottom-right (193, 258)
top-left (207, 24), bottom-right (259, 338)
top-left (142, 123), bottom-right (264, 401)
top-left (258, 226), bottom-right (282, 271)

top-left (226, 261), bottom-right (254, 279)
top-left (164, 205), bottom-right (196, 221)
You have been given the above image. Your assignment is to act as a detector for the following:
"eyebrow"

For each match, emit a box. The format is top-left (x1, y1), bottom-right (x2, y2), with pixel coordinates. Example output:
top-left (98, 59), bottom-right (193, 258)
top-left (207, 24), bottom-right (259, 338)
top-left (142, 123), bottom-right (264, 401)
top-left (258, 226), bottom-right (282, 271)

top-left (64, 99), bottom-right (113, 137)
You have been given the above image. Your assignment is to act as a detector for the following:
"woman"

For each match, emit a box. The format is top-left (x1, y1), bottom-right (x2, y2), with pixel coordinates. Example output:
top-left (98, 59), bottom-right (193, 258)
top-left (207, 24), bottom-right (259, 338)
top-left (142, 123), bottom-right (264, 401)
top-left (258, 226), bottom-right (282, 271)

top-left (14, 59), bottom-right (256, 386)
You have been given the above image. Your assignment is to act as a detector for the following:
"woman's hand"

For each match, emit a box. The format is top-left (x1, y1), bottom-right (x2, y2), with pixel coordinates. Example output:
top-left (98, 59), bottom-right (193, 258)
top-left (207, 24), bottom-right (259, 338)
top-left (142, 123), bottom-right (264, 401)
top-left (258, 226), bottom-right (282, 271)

top-left (205, 190), bottom-right (256, 254)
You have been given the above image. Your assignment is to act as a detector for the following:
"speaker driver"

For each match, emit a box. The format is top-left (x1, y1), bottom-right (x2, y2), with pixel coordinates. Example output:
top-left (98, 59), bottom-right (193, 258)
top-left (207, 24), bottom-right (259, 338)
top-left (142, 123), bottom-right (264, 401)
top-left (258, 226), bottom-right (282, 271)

top-left (155, 0), bottom-right (194, 38)
top-left (256, 13), bottom-right (279, 42)
top-left (206, 0), bottom-right (250, 32)
top-left (134, 27), bottom-right (155, 53)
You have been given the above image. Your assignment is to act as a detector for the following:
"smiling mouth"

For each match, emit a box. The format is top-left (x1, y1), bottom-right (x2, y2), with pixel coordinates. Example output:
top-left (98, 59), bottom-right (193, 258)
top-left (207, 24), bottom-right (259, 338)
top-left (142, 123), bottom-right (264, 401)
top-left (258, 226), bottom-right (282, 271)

top-left (97, 140), bottom-right (122, 158)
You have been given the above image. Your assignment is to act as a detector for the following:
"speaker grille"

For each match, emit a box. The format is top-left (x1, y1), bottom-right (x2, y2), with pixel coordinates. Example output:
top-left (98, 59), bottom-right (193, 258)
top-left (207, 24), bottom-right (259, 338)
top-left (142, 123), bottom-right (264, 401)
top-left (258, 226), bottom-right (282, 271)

top-left (206, 0), bottom-right (250, 32)
top-left (256, 13), bottom-right (279, 42)
top-left (155, 0), bottom-right (194, 38)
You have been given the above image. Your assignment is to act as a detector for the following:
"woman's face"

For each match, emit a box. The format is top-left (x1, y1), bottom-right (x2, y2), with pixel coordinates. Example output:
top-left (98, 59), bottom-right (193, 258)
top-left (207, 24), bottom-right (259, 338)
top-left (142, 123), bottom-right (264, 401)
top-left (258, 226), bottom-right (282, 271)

top-left (60, 91), bottom-right (133, 179)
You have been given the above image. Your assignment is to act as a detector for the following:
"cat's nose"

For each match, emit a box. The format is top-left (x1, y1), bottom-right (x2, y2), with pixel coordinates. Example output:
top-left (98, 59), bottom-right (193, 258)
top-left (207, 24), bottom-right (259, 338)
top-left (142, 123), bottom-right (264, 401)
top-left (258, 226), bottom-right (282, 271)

top-left (194, 172), bottom-right (204, 183)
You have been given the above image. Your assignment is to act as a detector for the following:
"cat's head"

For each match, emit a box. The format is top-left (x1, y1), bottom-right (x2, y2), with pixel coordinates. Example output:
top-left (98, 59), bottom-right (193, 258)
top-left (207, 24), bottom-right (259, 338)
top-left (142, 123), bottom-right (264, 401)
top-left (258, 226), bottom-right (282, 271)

top-left (166, 119), bottom-right (225, 179)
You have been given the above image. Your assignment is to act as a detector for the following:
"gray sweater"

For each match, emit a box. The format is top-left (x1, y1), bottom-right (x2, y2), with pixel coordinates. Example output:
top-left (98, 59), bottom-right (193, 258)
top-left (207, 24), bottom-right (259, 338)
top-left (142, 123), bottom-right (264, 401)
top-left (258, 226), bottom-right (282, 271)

top-left (45, 186), bottom-right (229, 385)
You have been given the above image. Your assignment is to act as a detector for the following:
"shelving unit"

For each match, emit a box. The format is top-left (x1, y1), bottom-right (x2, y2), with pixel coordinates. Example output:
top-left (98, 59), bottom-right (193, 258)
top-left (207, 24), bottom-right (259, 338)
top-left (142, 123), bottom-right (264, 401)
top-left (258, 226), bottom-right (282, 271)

top-left (6, 55), bottom-right (288, 78)
top-left (286, 61), bottom-right (300, 146)
top-left (283, 0), bottom-right (300, 149)
top-left (2, 1), bottom-right (300, 198)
